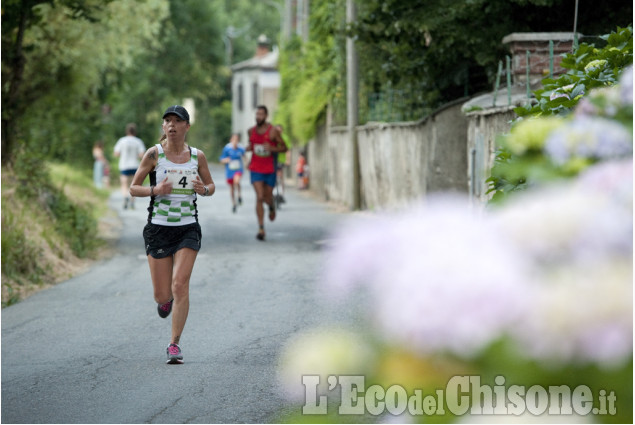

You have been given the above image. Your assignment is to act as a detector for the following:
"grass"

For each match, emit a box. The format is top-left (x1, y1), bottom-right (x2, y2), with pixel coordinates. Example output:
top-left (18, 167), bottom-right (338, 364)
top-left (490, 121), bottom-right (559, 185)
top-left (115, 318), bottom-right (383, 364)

top-left (1, 161), bottom-right (117, 307)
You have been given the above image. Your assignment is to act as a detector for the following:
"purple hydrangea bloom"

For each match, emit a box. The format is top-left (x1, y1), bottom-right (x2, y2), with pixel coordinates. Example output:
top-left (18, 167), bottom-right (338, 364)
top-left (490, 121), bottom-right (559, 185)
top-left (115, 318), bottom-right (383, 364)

top-left (323, 195), bottom-right (533, 358)
top-left (493, 161), bottom-right (633, 366)
top-left (544, 117), bottom-right (632, 165)
top-left (619, 65), bottom-right (633, 105)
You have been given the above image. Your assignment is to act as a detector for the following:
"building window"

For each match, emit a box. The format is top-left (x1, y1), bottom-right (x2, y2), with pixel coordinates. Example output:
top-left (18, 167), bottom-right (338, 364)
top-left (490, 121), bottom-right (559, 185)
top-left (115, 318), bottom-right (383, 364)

top-left (237, 83), bottom-right (243, 111)
top-left (252, 81), bottom-right (258, 108)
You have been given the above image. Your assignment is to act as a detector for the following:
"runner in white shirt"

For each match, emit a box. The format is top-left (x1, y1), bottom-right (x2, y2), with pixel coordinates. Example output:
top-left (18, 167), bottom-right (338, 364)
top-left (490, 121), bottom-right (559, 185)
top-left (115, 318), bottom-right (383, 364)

top-left (114, 123), bottom-right (146, 209)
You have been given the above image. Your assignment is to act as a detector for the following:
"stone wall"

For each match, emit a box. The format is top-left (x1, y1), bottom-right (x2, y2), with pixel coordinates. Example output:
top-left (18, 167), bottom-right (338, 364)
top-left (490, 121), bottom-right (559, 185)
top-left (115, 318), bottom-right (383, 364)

top-left (465, 107), bottom-right (517, 203)
top-left (297, 99), bottom-right (469, 210)
top-left (283, 32), bottom-right (576, 210)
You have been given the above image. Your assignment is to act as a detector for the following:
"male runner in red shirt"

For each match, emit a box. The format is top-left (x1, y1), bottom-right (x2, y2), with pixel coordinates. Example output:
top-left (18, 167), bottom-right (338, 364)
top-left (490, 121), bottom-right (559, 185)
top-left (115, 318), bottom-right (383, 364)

top-left (246, 105), bottom-right (288, 241)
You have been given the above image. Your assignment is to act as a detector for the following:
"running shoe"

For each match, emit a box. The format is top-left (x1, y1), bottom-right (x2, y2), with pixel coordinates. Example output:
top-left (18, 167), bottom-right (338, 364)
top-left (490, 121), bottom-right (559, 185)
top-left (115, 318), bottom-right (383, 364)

top-left (166, 343), bottom-right (183, 364)
top-left (232, 204), bottom-right (237, 213)
top-left (157, 299), bottom-right (173, 318)
top-left (238, 197), bottom-right (243, 206)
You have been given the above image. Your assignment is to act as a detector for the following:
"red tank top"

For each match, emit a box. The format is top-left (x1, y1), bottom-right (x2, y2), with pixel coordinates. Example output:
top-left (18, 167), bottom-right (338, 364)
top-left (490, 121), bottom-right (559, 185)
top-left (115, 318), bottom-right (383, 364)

top-left (249, 125), bottom-right (275, 174)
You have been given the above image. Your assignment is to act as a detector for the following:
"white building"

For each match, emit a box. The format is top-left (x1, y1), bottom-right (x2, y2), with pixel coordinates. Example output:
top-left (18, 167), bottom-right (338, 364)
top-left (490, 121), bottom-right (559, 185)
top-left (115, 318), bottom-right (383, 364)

top-left (231, 36), bottom-right (280, 142)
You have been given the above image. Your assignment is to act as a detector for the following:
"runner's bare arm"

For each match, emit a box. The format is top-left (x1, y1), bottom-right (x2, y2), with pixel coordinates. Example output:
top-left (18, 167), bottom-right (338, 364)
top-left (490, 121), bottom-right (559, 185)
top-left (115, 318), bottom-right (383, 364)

top-left (193, 150), bottom-right (215, 197)
top-left (129, 146), bottom-right (159, 197)
top-left (269, 127), bottom-right (288, 153)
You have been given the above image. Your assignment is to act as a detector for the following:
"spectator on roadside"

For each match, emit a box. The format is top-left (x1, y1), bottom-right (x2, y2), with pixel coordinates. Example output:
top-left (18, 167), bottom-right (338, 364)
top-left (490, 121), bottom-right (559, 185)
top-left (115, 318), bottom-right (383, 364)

top-left (92, 140), bottom-right (108, 189)
top-left (296, 151), bottom-right (307, 190)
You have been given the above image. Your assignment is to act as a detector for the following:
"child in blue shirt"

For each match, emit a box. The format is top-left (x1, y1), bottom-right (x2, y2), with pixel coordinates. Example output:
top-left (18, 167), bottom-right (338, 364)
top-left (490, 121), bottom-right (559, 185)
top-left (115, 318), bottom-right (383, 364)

top-left (219, 133), bottom-right (246, 213)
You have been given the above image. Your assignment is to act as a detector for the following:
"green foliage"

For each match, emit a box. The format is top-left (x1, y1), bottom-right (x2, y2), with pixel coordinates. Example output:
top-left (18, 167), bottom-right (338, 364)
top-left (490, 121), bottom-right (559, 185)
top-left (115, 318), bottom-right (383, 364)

top-left (11, 149), bottom-right (100, 258)
top-left (3, 0), bottom-right (283, 172)
top-left (45, 186), bottom-right (99, 257)
top-left (475, 340), bottom-right (633, 424)
top-left (353, 0), bottom-right (633, 119)
top-left (276, 1), bottom-right (345, 143)
top-left (209, 100), bottom-right (234, 158)
top-left (278, 37), bottom-right (340, 142)
top-left (103, 0), bottom-right (283, 155)
top-left (2, 157), bottom-right (109, 305)
top-left (515, 26), bottom-right (633, 118)
top-left (11, 145), bottom-right (51, 198)
top-left (1, 207), bottom-right (47, 307)
top-left (487, 26), bottom-right (633, 203)
top-left (277, 0), bottom-right (632, 137)
top-left (2, 0), bottom-right (168, 166)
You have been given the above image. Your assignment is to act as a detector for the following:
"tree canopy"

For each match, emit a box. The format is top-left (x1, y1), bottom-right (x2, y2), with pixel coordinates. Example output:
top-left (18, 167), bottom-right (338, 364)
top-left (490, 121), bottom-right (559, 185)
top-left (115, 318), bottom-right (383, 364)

top-left (1, 0), bottom-right (283, 167)
top-left (276, 0), bottom-right (633, 143)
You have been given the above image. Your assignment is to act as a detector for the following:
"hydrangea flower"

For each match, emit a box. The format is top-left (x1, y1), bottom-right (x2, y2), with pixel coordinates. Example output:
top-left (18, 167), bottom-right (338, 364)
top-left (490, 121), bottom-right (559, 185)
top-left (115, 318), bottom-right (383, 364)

top-left (575, 86), bottom-right (621, 118)
top-left (577, 157), bottom-right (633, 210)
top-left (493, 160), bottom-right (633, 366)
top-left (493, 178), bottom-right (632, 266)
top-left (584, 59), bottom-right (608, 71)
top-left (504, 117), bottom-right (564, 156)
top-left (276, 327), bottom-right (376, 402)
top-left (619, 65), bottom-right (633, 105)
top-left (544, 117), bottom-right (632, 165)
top-left (584, 59), bottom-right (608, 77)
top-left (515, 260), bottom-right (632, 366)
top-left (549, 83), bottom-right (579, 101)
top-left (323, 195), bottom-right (533, 358)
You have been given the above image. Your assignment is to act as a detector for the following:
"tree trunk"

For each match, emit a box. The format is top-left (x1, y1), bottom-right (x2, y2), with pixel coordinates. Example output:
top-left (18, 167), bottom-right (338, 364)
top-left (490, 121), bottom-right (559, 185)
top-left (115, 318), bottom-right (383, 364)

top-left (2, 3), bottom-right (29, 165)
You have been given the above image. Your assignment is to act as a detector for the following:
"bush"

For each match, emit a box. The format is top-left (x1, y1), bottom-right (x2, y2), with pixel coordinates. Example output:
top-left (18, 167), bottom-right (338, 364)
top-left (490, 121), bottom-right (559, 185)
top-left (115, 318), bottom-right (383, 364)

top-left (515, 26), bottom-right (633, 119)
top-left (45, 187), bottom-right (99, 258)
top-left (487, 26), bottom-right (633, 203)
top-left (1, 208), bottom-right (47, 307)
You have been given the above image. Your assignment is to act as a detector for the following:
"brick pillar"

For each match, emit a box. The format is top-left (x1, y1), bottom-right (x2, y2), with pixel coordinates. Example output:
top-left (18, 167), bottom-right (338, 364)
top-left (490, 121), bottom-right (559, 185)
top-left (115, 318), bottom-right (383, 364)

top-left (502, 32), bottom-right (582, 87)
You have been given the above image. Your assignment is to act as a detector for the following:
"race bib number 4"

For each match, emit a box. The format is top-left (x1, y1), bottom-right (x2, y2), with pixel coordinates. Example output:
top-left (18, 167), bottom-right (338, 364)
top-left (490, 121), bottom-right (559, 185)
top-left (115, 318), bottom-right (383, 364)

top-left (165, 168), bottom-right (198, 194)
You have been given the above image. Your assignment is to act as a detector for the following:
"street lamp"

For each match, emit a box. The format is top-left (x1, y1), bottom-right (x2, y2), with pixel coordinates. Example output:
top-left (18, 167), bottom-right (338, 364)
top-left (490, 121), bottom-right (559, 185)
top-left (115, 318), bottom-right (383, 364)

top-left (262, 0), bottom-right (284, 41)
top-left (222, 25), bottom-right (249, 66)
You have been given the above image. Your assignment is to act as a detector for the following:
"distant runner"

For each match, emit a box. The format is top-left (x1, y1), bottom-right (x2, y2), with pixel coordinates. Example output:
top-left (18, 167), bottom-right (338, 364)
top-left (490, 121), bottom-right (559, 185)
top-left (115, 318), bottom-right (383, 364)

top-left (220, 133), bottom-right (246, 213)
top-left (246, 105), bottom-right (287, 241)
top-left (114, 123), bottom-right (146, 209)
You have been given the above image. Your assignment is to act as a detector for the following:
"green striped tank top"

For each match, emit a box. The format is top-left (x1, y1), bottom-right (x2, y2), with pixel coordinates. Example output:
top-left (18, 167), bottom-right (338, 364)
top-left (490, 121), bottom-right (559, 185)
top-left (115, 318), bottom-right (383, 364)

top-left (147, 144), bottom-right (199, 226)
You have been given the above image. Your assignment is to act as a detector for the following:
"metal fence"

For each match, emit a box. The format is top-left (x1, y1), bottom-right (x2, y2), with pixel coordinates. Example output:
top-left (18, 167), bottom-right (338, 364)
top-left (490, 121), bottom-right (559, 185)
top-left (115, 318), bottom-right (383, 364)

top-left (366, 89), bottom-right (427, 123)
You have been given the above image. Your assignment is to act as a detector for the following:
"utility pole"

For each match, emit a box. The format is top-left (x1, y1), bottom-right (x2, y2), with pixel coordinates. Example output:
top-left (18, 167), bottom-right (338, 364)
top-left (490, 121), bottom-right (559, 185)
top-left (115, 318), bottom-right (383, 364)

top-left (283, 0), bottom-right (292, 41)
top-left (346, 0), bottom-right (360, 210)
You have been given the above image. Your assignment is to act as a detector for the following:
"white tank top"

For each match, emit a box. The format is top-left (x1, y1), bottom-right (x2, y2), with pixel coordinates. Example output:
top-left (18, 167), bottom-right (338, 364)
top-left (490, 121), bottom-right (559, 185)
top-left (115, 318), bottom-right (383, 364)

top-left (148, 144), bottom-right (199, 226)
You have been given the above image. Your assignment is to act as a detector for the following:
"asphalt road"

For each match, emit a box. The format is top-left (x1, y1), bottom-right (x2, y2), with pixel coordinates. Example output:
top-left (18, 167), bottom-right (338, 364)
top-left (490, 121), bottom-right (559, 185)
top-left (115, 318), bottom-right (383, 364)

top-left (1, 164), bottom-right (358, 423)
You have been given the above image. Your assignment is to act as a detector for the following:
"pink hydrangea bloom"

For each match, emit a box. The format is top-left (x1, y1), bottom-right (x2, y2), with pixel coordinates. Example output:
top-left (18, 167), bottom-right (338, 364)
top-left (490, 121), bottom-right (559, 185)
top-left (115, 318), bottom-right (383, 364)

top-left (323, 195), bottom-right (533, 358)
top-left (493, 160), bottom-right (633, 366)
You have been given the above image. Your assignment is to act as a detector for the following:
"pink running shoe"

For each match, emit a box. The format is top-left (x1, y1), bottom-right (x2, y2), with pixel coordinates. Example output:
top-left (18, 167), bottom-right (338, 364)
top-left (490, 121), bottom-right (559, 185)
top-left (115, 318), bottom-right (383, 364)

top-left (166, 343), bottom-right (183, 364)
top-left (157, 299), bottom-right (173, 318)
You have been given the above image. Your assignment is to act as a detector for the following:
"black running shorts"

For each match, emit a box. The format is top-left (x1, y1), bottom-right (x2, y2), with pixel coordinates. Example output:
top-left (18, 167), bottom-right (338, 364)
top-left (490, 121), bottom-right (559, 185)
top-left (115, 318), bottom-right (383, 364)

top-left (143, 222), bottom-right (202, 259)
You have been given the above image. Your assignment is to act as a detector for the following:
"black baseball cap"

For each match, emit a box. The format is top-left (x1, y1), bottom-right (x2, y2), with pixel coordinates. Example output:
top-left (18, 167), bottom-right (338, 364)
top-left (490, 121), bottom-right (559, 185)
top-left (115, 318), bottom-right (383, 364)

top-left (162, 105), bottom-right (190, 122)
